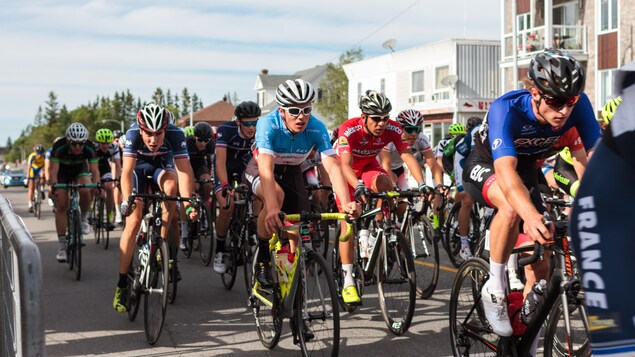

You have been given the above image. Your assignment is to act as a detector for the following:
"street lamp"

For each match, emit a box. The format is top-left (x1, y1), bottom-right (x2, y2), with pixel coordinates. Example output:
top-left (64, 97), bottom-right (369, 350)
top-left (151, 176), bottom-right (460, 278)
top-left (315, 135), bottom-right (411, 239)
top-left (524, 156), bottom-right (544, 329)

top-left (101, 119), bottom-right (125, 132)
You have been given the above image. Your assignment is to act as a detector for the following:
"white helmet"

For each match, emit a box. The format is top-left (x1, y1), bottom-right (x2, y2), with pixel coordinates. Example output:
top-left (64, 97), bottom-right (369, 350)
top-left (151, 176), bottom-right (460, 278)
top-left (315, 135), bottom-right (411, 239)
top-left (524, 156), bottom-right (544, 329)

top-left (137, 103), bottom-right (168, 132)
top-left (396, 109), bottom-right (424, 127)
top-left (275, 79), bottom-right (316, 106)
top-left (66, 122), bottom-right (89, 142)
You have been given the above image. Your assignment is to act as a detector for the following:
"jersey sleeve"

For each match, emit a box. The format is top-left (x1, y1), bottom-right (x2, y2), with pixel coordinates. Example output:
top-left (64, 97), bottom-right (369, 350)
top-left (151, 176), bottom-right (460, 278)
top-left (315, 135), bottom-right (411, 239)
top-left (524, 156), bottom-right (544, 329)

top-left (123, 128), bottom-right (139, 159)
top-left (312, 118), bottom-right (336, 157)
top-left (84, 142), bottom-right (99, 164)
top-left (216, 123), bottom-right (231, 148)
top-left (572, 94), bottom-right (602, 151)
top-left (169, 129), bottom-right (189, 160)
top-left (488, 100), bottom-right (518, 160)
top-left (336, 122), bottom-right (352, 156)
top-left (255, 114), bottom-right (276, 156)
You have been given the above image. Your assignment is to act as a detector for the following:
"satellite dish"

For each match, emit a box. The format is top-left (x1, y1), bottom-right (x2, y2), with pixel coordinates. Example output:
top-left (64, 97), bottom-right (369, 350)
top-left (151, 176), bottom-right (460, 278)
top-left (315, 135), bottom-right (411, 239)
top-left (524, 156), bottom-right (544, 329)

top-left (441, 74), bottom-right (459, 89)
top-left (382, 39), bottom-right (397, 52)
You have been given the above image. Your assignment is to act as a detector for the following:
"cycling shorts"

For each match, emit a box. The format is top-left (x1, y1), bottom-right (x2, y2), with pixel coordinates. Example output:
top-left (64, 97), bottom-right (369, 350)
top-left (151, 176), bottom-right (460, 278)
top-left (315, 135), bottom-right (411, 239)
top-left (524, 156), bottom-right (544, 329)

top-left (242, 158), bottom-right (311, 214)
top-left (335, 159), bottom-right (387, 210)
top-left (28, 167), bottom-right (43, 180)
top-left (57, 163), bottom-right (90, 185)
top-left (570, 141), bottom-right (635, 356)
top-left (132, 155), bottom-right (175, 197)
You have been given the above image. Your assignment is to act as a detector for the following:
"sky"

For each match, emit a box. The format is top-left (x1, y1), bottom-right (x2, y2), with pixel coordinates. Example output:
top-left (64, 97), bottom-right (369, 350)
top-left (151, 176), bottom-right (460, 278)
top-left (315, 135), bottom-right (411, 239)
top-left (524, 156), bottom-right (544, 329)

top-left (0, 0), bottom-right (500, 146)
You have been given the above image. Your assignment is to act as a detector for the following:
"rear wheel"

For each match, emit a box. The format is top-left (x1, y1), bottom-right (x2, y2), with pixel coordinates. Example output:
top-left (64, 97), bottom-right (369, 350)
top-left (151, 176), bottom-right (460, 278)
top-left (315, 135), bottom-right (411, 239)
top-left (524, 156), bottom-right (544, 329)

top-left (144, 239), bottom-right (169, 345)
top-left (221, 229), bottom-right (238, 290)
top-left (127, 245), bottom-right (142, 322)
top-left (198, 201), bottom-right (215, 266)
top-left (296, 251), bottom-right (340, 356)
top-left (543, 298), bottom-right (591, 357)
top-left (408, 215), bottom-right (439, 299)
top-left (377, 230), bottom-right (416, 335)
top-left (448, 257), bottom-right (498, 356)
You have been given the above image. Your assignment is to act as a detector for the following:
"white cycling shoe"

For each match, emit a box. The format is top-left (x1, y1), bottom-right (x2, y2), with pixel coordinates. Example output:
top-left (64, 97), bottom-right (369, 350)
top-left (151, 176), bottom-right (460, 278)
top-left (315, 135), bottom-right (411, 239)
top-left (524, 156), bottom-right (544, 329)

top-left (480, 279), bottom-right (513, 337)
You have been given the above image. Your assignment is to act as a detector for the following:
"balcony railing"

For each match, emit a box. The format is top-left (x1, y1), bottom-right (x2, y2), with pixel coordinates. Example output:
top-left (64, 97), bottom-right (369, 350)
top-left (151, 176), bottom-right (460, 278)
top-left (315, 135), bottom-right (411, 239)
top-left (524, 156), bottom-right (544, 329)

top-left (503, 24), bottom-right (587, 59)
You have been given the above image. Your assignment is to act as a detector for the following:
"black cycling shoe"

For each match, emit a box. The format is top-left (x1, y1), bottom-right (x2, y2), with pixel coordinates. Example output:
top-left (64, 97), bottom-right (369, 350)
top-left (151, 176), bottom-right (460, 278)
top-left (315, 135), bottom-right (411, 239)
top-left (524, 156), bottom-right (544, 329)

top-left (256, 261), bottom-right (273, 288)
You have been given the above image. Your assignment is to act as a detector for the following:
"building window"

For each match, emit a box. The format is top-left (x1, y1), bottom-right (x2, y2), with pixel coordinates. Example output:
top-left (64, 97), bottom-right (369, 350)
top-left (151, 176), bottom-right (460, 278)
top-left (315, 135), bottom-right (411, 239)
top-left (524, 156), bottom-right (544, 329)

top-left (598, 69), bottom-right (617, 108)
top-left (435, 66), bottom-right (449, 89)
top-left (357, 82), bottom-right (362, 103)
top-left (380, 78), bottom-right (385, 94)
top-left (599, 0), bottom-right (618, 32)
top-left (411, 70), bottom-right (424, 93)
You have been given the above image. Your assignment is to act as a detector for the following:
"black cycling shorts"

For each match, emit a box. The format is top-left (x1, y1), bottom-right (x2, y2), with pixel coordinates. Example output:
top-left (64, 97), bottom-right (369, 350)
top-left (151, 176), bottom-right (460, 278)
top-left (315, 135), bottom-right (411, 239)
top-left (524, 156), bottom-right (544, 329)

top-left (132, 155), bottom-right (175, 195)
top-left (57, 163), bottom-right (90, 184)
top-left (553, 155), bottom-right (579, 197)
top-left (570, 141), bottom-right (635, 356)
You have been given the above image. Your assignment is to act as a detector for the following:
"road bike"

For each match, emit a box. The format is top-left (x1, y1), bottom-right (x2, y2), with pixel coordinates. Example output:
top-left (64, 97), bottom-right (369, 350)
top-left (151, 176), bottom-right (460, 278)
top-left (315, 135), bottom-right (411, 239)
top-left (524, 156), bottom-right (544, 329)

top-left (52, 182), bottom-right (100, 281)
top-left (125, 191), bottom-right (200, 345)
top-left (448, 210), bottom-right (590, 356)
top-left (31, 176), bottom-right (45, 219)
top-left (183, 178), bottom-right (215, 265)
top-left (249, 211), bottom-right (351, 356)
top-left (90, 177), bottom-right (117, 250)
top-left (331, 190), bottom-right (417, 335)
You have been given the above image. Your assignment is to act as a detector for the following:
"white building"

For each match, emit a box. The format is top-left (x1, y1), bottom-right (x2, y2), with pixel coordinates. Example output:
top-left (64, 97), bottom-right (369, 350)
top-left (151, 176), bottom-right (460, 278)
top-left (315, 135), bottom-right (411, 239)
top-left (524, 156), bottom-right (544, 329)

top-left (343, 39), bottom-right (500, 145)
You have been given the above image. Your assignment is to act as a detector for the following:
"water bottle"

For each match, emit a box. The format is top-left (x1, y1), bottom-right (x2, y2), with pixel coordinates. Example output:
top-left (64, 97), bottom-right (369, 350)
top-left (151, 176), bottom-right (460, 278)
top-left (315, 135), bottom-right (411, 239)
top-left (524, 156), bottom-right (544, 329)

top-left (521, 279), bottom-right (547, 325)
top-left (367, 231), bottom-right (378, 254)
top-left (358, 229), bottom-right (370, 258)
top-left (275, 243), bottom-right (294, 283)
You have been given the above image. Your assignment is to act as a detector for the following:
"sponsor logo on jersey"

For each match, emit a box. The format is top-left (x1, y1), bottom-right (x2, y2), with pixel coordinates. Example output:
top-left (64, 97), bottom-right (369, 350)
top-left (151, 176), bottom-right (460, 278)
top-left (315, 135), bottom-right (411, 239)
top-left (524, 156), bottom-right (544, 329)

top-left (352, 148), bottom-right (381, 156)
top-left (181, 141), bottom-right (187, 149)
top-left (492, 138), bottom-right (503, 150)
top-left (469, 165), bottom-right (491, 182)
top-left (338, 137), bottom-right (349, 147)
top-left (217, 132), bottom-right (223, 139)
top-left (514, 136), bottom-right (560, 148)
top-left (521, 124), bottom-right (537, 135)
top-left (387, 123), bottom-right (403, 135)
top-left (359, 136), bottom-right (368, 146)
top-left (343, 124), bottom-right (363, 137)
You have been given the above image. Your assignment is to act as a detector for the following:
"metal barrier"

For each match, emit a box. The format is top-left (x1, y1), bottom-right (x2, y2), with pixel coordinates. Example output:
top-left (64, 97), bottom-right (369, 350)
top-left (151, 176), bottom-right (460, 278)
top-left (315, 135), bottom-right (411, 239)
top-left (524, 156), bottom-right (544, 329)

top-left (0, 195), bottom-right (44, 357)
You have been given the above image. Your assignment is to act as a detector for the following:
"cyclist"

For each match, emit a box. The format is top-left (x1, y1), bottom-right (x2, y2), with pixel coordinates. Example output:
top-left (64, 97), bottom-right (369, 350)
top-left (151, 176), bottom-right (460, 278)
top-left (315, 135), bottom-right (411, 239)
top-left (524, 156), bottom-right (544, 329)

top-left (244, 79), bottom-right (359, 289)
top-left (183, 125), bottom-right (195, 137)
top-left (378, 108), bottom-right (444, 219)
top-left (113, 103), bottom-right (198, 313)
top-left (112, 130), bottom-right (125, 225)
top-left (440, 123), bottom-right (467, 178)
top-left (48, 123), bottom-right (100, 262)
top-left (462, 48), bottom-right (600, 338)
top-left (599, 96), bottom-right (621, 132)
top-left (93, 128), bottom-right (122, 231)
top-left (179, 121), bottom-right (215, 252)
top-left (213, 101), bottom-right (260, 274)
top-left (336, 90), bottom-right (431, 304)
top-left (570, 60), bottom-right (635, 357)
top-left (26, 144), bottom-right (46, 213)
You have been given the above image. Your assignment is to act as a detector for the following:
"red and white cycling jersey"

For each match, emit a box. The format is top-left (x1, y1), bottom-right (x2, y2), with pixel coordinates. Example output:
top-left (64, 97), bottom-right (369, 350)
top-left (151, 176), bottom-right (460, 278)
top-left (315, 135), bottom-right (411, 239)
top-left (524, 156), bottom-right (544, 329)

top-left (336, 117), bottom-right (409, 169)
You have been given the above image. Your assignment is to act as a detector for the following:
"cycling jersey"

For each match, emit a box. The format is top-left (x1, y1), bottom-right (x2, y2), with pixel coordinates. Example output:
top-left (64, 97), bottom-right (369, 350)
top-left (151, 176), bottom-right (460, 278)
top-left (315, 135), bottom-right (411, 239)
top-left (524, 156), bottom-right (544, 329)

top-left (185, 136), bottom-right (214, 178)
top-left (570, 66), bottom-right (635, 356)
top-left (122, 123), bottom-right (188, 161)
top-left (383, 133), bottom-right (431, 170)
top-left (434, 138), bottom-right (451, 158)
top-left (472, 90), bottom-right (600, 170)
top-left (93, 142), bottom-right (121, 176)
top-left (28, 152), bottom-right (45, 169)
top-left (216, 120), bottom-right (254, 175)
top-left (254, 110), bottom-right (334, 165)
top-left (454, 126), bottom-right (480, 192)
top-left (51, 138), bottom-right (98, 167)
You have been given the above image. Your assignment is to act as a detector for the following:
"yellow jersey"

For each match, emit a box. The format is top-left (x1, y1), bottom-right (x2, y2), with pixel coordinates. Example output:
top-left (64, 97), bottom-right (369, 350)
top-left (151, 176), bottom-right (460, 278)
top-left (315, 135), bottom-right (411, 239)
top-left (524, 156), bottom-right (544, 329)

top-left (28, 152), bottom-right (45, 169)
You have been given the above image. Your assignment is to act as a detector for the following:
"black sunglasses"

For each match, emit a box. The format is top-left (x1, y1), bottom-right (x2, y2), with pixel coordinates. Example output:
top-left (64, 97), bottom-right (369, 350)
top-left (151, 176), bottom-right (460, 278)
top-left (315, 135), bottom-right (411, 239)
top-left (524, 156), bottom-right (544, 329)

top-left (284, 106), bottom-right (312, 117)
top-left (540, 93), bottom-right (580, 110)
top-left (70, 141), bottom-right (85, 147)
top-left (404, 126), bottom-right (421, 134)
top-left (196, 137), bottom-right (211, 143)
top-left (241, 120), bottom-right (258, 127)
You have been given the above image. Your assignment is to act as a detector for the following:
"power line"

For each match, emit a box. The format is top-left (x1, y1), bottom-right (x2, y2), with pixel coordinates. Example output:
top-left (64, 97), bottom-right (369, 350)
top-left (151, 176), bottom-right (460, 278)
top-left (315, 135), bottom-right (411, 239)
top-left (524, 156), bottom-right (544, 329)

top-left (350, 0), bottom-right (423, 49)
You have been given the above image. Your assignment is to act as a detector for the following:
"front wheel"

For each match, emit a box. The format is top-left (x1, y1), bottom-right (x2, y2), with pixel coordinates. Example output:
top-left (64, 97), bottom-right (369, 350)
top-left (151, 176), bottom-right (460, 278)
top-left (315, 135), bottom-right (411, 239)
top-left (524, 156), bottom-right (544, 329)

top-left (296, 251), bottom-right (340, 356)
top-left (221, 230), bottom-right (238, 290)
top-left (543, 297), bottom-right (591, 357)
top-left (408, 216), bottom-right (439, 299)
top-left (377, 230), bottom-right (416, 335)
top-left (70, 210), bottom-right (82, 281)
top-left (198, 201), bottom-right (215, 266)
top-left (251, 246), bottom-right (283, 349)
top-left (144, 239), bottom-right (169, 345)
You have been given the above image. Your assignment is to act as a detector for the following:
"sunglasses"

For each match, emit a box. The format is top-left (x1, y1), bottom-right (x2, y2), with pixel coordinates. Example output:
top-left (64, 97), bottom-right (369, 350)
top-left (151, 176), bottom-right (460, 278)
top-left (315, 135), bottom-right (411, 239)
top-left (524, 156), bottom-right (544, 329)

top-left (404, 126), bottom-right (421, 134)
top-left (70, 141), bottom-right (85, 147)
top-left (368, 114), bottom-right (390, 123)
top-left (283, 106), bottom-right (312, 117)
top-left (196, 137), bottom-right (211, 143)
top-left (241, 120), bottom-right (258, 127)
top-left (540, 93), bottom-right (580, 110)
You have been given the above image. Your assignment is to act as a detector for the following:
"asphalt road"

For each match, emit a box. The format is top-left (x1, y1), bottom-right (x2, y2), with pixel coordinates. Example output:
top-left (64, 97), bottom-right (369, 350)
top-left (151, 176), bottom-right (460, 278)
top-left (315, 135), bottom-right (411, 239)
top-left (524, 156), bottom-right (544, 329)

top-left (4, 187), bottom-right (462, 357)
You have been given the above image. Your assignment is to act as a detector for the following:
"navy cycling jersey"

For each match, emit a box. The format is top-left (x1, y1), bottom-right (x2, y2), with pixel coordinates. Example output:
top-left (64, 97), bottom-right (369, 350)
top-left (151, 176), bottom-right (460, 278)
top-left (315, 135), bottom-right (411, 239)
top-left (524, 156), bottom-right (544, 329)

top-left (254, 110), bottom-right (334, 165)
top-left (216, 120), bottom-right (254, 172)
top-left (93, 142), bottom-right (120, 174)
top-left (472, 90), bottom-right (601, 169)
top-left (185, 136), bottom-right (214, 170)
top-left (122, 123), bottom-right (188, 161)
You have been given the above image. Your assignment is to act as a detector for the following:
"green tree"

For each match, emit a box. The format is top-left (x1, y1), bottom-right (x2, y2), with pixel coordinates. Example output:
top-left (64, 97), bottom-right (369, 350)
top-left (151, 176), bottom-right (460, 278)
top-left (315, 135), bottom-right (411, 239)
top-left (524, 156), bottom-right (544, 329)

top-left (315, 47), bottom-right (364, 128)
top-left (44, 91), bottom-right (60, 126)
top-left (5, 137), bottom-right (12, 150)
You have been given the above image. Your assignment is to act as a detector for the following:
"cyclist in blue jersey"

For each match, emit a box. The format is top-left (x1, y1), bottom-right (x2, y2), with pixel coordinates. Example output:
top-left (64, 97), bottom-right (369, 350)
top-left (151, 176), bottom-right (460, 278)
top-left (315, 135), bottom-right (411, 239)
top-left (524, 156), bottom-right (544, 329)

top-left (112, 103), bottom-right (198, 313)
top-left (462, 49), bottom-right (601, 342)
top-left (213, 101), bottom-right (260, 274)
top-left (243, 79), bottom-right (360, 287)
top-left (570, 61), bottom-right (635, 356)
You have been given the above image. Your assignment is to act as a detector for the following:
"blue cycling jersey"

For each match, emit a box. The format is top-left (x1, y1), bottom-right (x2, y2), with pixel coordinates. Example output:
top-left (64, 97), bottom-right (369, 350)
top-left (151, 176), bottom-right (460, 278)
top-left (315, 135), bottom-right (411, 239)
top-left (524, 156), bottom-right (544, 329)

top-left (254, 110), bottom-right (335, 166)
top-left (123, 123), bottom-right (188, 161)
top-left (472, 90), bottom-right (601, 169)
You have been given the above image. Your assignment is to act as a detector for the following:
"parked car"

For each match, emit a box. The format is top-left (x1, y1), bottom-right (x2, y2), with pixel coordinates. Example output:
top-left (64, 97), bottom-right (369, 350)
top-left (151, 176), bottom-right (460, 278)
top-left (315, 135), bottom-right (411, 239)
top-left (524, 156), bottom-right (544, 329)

top-left (3, 168), bottom-right (28, 188)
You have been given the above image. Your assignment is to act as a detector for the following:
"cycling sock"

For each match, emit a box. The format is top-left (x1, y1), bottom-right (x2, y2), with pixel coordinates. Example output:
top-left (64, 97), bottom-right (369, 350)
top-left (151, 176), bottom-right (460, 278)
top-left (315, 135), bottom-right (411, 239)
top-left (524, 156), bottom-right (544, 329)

top-left (342, 264), bottom-right (354, 288)
top-left (216, 235), bottom-right (226, 253)
top-left (81, 211), bottom-right (88, 222)
top-left (180, 221), bottom-right (189, 238)
top-left (28, 201), bottom-right (33, 208)
top-left (459, 235), bottom-right (469, 248)
top-left (257, 238), bottom-right (270, 262)
top-left (117, 273), bottom-right (127, 289)
top-left (114, 204), bottom-right (122, 220)
top-left (507, 253), bottom-right (518, 271)
top-left (488, 259), bottom-right (507, 293)
top-left (58, 235), bottom-right (66, 243)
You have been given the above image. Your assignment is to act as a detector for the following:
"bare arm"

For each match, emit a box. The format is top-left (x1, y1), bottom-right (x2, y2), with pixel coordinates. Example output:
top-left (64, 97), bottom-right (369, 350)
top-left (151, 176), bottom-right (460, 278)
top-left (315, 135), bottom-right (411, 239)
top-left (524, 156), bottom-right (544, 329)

top-left (379, 150), bottom-right (398, 184)
top-left (321, 154), bottom-right (352, 206)
top-left (400, 149), bottom-right (424, 184)
top-left (258, 153), bottom-right (279, 213)
top-left (339, 152), bottom-right (360, 188)
top-left (121, 156), bottom-right (136, 199)
top-left (215, 146), bottom-right (229, 184)
top-left (89, 162), bottom-right (100, 184)
top-left (174, 158), bottom-right (195, 199)
top-left (423, 149), bottom-right (443, 186)
top-left (570, 148), bottom-right (588, 179)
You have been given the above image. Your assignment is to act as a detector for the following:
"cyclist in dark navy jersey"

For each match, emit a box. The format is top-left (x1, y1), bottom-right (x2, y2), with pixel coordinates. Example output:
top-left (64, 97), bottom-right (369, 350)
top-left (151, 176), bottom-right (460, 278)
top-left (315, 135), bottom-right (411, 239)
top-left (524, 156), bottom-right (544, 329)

top-left (462, 49), bottom-right (601, 341)
top-left (570, 61), bottom-right (635, 357)
top-left (112, 103), bottom-right (198, 313)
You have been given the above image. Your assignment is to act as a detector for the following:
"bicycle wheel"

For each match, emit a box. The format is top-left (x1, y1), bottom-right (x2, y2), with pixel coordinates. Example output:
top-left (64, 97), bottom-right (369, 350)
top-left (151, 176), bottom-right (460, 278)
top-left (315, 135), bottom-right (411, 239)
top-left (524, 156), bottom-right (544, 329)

top-left (221, 230), bottom-right (238, 290)
top-left (543, 298), bottom-right (591, 357)
top-left (167, 232), bottom-right (178, 304)
top-left (103, 201), bottom-right (110, 250)
top-left (242, 221), bottom-right (256, 297)
top-left (198, 201), bottom-right (215, 266)
top-left (144, 239), bottom-right (169, 345)
top-left (448, 257), bottom-right (498, 357)
top-left (92, 197), bottom-right (101, 245)
top-left (71, 210), bottom-right (82, 281)
top-left (377, 230), bottom-right (416, 335)
top-left (34, 185), bottom-right (42, 219)
top-left (408, 216), bottom-right (439, 299)
top-left (445, 202), bottom-right (480, 268)
top-left (127, 246), bottom-right (142, 322)
top-left (330, 237), bottom-right (364, 313)
top-left (296, 251), bottom-right (340, 357)
top-left (251, 246), bottom-right (283, 349)
top-left (184, 221), bottom-right (194, 258)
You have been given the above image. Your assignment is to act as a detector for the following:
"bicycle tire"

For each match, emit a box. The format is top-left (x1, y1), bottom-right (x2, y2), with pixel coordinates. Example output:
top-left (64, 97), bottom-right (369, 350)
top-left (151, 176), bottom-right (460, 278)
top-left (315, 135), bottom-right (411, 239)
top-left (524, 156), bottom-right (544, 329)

top-left (252, 246), bottom-right (283, 349)
top-left (144, 239), bottom-right (169, 345)
top-left (34, 184), bottom-right (42, 219)
top-left (127, 247), bottom-right (142, 322)
top-left (92, 196), bottom-right (101, 245)
top-left (408, 216), bottom-right (439, 299)
top-left (198, 200), bottom-right (215, 266)
top-left (377, 230), bottom-right (416, 335)
top-left (72, 210), bottom-right (82, 281)
top-left (543, 298), bottom-right (591, 357)
top-left (242, 221), bottom-right (256, 297)
top-left (103, 200), bottom-right (110, 250)
top-left (184, 221), bottom-right (194, 258)
top-left (221, 230), bottom-right (238, 290)
top-left (444, 202), bottom-right (480, 268)
top-left (448, 257), bottom-right (498, 357)
top-left (296, 251), bottom-right (340, 357)
top-left (330, 236), bottom-right (364, 313)
top-left (167, 229), bottom-right (178, 304)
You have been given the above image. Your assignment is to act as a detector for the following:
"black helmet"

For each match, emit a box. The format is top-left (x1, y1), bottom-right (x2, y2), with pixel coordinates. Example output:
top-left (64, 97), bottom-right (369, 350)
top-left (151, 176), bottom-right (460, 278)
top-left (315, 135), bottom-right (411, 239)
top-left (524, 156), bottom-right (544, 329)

top-left (234, 101), bottom-right (261, 119)
top-left (113, 130), bottom-right (124, 139)
top-left (528, 48), bottom-right (585, 98)
top-left (35, 144), bottom-right (45, 154)
top-left (359, 90), bottom-right (392, 115)
top-left (193, 122), bottom-right (213, 140)
top-left (466, 116), bottom-right (483, 131)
